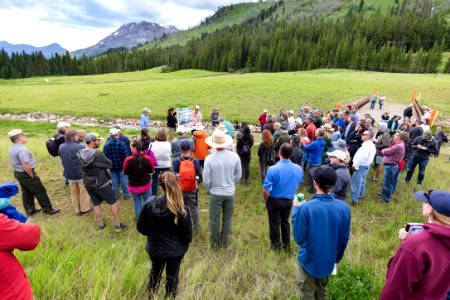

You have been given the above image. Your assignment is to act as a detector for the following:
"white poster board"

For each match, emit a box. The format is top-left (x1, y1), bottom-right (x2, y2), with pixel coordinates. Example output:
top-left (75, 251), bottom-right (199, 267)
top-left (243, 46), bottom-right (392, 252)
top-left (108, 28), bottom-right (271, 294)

top-left (176, 108), bottom-right (192, 126)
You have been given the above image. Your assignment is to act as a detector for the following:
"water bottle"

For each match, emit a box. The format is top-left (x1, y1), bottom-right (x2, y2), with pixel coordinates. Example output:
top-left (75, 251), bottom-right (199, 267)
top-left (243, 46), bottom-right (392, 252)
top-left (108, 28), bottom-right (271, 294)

top-left (296, 193), bottom-right (305, 202)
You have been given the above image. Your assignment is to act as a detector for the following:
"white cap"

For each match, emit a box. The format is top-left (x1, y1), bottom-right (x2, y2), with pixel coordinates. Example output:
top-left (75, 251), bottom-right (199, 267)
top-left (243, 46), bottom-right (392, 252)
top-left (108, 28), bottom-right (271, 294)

top-left (327, 150), bottom-right (347, 162)
top-left (57, 122), bottom-right (70, 129)
top-left (195, 105), bottom-right (200, 110)
top-left (263, 109), bottom-right (268, 113)
top-left (288, 109), bottom-right (294, 114)
top-left (176, 125), bottom-right (188, 134)
top-left (109, 128), bottom-right (120, 136)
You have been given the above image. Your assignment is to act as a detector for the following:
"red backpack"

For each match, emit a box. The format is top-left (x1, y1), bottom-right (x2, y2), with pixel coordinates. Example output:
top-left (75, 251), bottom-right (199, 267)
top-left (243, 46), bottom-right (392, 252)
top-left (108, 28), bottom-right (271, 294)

top-left (178, 157), bottom-right (197, 192)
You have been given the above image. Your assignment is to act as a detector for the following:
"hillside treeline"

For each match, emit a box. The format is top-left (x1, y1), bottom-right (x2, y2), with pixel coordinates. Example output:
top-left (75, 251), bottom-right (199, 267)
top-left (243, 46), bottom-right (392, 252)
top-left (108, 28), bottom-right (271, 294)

top-left (0, 10), bottom-right (449, 79)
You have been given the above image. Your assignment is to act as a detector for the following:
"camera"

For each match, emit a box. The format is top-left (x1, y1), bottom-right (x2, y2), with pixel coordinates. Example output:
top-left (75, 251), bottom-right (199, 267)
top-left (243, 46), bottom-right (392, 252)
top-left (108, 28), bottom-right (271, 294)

top-left (405, 223), bottom-right (424, 236)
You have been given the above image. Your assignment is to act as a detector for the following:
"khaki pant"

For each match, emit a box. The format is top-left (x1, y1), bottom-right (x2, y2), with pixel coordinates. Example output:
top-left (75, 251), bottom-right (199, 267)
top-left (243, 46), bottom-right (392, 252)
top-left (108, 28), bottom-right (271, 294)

top-left (70, 182), bottom-right (92, 213)
top-left (296, 263), bottom-right (329, 300)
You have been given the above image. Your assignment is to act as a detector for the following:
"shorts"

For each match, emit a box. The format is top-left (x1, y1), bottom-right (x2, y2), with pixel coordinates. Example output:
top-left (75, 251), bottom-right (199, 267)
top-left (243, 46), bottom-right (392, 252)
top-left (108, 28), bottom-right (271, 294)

top-left (375, 155), bottom-right (383, 164)
top-left (87, 184), bottom-right (117, 206)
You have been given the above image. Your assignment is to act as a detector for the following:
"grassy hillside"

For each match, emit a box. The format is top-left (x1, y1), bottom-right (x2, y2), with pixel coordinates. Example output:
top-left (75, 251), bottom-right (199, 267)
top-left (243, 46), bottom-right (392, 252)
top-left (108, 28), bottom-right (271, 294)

top-left (1, 68), bottom-right (449, 120)
top-left (0, 119), bottom-right (448, 299)
top-left (141, 2), bottom-right (274, 49)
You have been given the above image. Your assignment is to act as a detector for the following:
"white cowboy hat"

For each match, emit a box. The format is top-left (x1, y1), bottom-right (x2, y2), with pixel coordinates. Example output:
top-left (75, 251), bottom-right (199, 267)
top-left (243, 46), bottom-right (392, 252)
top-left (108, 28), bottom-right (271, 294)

top-left (205, 130), bottom-right (233, 148)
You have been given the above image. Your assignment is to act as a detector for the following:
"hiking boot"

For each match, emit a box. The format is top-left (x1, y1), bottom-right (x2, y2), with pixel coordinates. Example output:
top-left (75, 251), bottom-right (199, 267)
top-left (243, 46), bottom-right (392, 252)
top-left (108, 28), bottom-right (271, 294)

top-left (27, 208), bottom-right (42, 216)
top-left (44, 208), bottom-right (60, 215)
top-left (99, 223), bottom-right (106, 232)
top-left (114, 223), bottom-right (128, 233)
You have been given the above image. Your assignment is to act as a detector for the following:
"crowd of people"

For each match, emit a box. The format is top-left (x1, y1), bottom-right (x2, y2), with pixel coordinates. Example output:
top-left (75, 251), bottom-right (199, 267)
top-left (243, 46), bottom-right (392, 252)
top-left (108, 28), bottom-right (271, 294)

top-left (1, 100), bottom-right (449, 299)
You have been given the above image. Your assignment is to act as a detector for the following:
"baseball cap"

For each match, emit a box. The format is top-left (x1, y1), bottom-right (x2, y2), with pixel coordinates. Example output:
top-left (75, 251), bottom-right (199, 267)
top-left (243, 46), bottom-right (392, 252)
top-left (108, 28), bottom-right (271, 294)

top-left (57, 121), bottom-right (70, 129)
top-left (85, 133), bottom-right (103, 143)
top-left (414, 190), bottom-right (450, 217)
top-left (109, 128), bottom-right (120, 136)
top-left (176, 125), bottom-right (188, 134)
top-left (312, 165), bottom-right (337, 189)
top-left (327, 150), bottom-right (347, 162)
top-left (180, 140), bottom-right (191, 150)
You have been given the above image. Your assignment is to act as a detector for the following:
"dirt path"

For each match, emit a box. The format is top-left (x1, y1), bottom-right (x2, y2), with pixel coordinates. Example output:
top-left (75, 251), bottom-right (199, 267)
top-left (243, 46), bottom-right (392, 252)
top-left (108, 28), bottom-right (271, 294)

top-left (357, 100), bottom-right (408, 123)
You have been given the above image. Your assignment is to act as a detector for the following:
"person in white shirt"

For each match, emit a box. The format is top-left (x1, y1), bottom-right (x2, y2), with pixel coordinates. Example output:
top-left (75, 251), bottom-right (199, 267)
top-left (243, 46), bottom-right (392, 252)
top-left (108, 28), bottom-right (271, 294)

top-left (350, 131), bottom-right (376, 205)
top-left (149, 129), bottom-right (172, 195)
top-left (287, 110), bottom-right (296, 131)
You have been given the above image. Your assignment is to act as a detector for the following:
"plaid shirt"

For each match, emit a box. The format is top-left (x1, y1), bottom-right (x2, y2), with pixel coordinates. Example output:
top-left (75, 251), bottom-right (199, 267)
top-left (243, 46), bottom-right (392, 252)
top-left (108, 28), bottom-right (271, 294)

top-left (103, 138), bottom-right (130, 172)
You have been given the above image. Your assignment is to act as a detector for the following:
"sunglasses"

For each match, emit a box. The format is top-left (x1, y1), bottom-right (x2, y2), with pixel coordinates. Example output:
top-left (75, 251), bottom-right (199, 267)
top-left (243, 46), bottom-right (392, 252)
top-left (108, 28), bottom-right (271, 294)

top-left (424, 190), bottom-right (434, 204)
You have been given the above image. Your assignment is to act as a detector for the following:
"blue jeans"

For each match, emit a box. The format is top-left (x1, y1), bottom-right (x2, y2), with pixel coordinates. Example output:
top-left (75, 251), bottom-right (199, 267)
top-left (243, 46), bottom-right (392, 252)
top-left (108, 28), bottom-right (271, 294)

top-left (131, 189), bottom-right (151, 218)
top-left (382, 164), bottom-right (399, 202)
top-left (152, 168), bottom-right (170, 195)
top-left (111, 170), bottom-right (129, 198)
top-left (405, 155), bottom-right (429, 185)
top-left (370, 101), bottom-right (376, 109)
top-left (351, 166), bottom-right (370, 203)
top-left (392, 168), bottom-right (402, 194)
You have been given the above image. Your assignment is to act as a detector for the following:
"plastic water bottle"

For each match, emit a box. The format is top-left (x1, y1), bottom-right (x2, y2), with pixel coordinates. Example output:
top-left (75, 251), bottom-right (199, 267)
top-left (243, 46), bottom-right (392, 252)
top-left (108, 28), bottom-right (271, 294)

top-left (296, 193), bottom-right (305, 202)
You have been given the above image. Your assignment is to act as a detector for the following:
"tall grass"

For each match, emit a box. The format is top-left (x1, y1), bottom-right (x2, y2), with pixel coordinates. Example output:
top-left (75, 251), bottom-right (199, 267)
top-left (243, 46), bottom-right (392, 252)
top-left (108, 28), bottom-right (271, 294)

top-left (1, 119), bottom-right (449, 299)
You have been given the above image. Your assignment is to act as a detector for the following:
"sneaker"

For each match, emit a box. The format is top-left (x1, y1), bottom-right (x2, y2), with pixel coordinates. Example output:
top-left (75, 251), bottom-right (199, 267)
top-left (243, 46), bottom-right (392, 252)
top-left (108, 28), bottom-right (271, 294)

top-left (44, 208), bottom-right (60, 215)
top-left (27, 208), bottom-right (42, 216)
top-left (99, 223), bottom-right (106, 231)
top-left (123, 195), bottom-right (130, 200)
top-left (114, 223), bottom-right (128, 233)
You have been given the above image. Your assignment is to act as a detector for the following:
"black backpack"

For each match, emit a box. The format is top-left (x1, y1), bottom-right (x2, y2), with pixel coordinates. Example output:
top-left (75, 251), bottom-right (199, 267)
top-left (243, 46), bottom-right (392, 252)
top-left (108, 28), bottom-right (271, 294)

top-left (241, 140), bottom-right (251, 156)
top-left (46, 138), bottom-right (59, 157)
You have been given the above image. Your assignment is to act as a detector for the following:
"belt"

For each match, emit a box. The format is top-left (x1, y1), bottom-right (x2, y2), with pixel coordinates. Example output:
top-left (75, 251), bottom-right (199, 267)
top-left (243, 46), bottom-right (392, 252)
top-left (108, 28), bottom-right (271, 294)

top-left (384, 163), bottom-right (397, 165)
top-left (270, 197), bottom-right (291, 201)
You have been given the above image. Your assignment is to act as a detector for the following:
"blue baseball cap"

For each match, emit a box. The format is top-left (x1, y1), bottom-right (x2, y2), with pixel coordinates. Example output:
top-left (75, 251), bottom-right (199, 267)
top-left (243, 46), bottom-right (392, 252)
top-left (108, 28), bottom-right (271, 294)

top-left (414, 190), bottom-right (450, 217)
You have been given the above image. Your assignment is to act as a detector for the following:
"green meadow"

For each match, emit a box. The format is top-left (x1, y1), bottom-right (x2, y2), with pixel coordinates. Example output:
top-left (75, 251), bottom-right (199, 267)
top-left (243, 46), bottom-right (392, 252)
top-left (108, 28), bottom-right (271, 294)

top-left (1, 68), bottom-right (449, 121)
top-left (0, 119), bottom-right (449, 299)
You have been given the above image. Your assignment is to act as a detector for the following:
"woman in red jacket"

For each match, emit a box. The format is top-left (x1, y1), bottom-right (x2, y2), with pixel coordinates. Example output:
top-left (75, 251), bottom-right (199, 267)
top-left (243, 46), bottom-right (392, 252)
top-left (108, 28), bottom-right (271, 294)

top-left (380, 190), bottom-right (450, 299)
top-left (0, 214), bottom-right (41, 300)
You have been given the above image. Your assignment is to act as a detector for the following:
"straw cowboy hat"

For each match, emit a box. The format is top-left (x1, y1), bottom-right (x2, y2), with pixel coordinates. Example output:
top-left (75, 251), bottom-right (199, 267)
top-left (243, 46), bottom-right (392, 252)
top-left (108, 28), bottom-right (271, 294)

top-left (321, 123), bottom-right (333, 132)
top-left (205, 130), bottom-right (233, 148)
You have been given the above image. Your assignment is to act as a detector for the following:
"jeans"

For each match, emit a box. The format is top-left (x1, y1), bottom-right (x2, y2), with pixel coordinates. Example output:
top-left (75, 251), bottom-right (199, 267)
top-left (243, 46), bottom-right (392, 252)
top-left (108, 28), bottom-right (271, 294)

top-left (266, 198), bottom-right (293, 249)
top-left (182, 190), bottom-right (199, 230)
top-left (111, 170), bottom-right (129, 198)
top-left (370, 101), bottom-right (376, 109)
top-left (350, 166), bottom-right (370, 203)
top-left (405, 155), bottom-right (429, 185)
top-left (148, 255), bottom-right (184, 298)
top-left (392, 168), bottom-right (402, 194)
top-left (209, 193), bottom-right (235, 247)
top-left (260, 124), bottom-right (265, 132)
top-left (240, 155), bottom-right (251, 182)
top-left (259, 160), bottom-right (271, 183)
top-left (152, 168), bottom-right (170, 196)
top-left (382, 164), bottom-right (399, 202)
top-left (131, 189), bottom-right (151, 218)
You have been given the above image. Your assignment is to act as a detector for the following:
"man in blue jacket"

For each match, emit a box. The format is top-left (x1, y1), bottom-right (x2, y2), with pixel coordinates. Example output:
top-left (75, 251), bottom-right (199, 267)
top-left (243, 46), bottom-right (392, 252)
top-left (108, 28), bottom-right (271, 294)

top-left (292, 165), bottom-right (351, 299)
top-left (303, 128), bottom-right (326, 193)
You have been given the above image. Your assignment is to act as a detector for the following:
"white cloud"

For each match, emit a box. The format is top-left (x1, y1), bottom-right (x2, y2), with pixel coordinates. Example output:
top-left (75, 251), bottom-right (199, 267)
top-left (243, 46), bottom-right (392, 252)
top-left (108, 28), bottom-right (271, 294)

top-left (0, 0), bottom-right (257, 51)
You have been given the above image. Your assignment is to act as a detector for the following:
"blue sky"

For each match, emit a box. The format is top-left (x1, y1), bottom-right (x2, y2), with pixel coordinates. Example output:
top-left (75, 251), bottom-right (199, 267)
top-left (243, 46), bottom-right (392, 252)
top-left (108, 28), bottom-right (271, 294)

top-left (0, 0), bottom-right (256, 51)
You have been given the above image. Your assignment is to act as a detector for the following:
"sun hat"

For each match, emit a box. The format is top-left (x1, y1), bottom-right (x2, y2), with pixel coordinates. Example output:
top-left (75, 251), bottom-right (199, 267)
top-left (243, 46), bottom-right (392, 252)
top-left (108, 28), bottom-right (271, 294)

top-left (205, 130), bottom-right (233, 148)
top-left (332, 139), bottom-right (347, 151)
top-left (321, 123), bottom-right (333, 131)
top-left (85, 133), bottom-right (104, 143)
top-left (194, 122), bottom-right (205, 131)
top-left (143, 108), bottom-right (150, 113)
top-left (57, 121), bottom-right (70, 129)
top-left (312, 165), bottom-right (337, 189)
top-left (176, 125), bottom-right (188, 134)
top-left (8, 129), bottom-right (24, 140)
top-left (327, 150), bottom-right (347, 162)
top-left (109, 128), bottom-right (120, 136)
top-left (263, 109), bottom-right (268, 113)
top-left (414, 190), bottom-right (450, 217)
top-left (216, 124), bottom-right (228, 133)
top-left (195, 105), bottom-right (200, 110)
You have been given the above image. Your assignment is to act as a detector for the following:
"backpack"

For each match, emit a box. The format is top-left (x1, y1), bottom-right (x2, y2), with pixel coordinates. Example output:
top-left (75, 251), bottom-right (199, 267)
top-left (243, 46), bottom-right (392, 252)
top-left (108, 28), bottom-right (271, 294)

top-left (46, 138), bottom-right (59, 157)
top-left (178, 157), bottom-right (197, 192)
top-left (240, 140), bottom-right (251, 156)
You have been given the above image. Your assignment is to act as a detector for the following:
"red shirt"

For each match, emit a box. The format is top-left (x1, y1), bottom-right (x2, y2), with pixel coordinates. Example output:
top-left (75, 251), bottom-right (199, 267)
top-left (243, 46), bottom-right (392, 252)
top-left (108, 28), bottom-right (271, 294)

top-left (259, 113), bottom-right (267, 125)
top-left (306, 122), bottom-right (316, 142)
top-left (0, 214), bottom-right (41, 300)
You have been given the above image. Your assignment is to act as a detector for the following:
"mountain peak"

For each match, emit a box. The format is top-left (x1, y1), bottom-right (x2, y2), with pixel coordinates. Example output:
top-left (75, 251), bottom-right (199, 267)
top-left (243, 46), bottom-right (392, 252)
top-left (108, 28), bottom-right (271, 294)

top-left (72, 21), bottom-right (179, 57)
